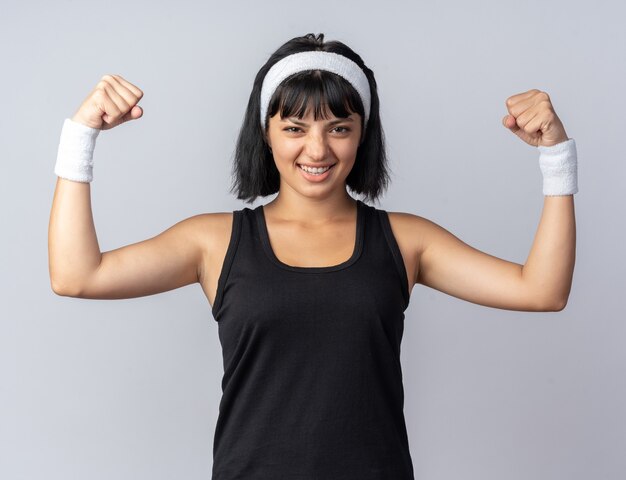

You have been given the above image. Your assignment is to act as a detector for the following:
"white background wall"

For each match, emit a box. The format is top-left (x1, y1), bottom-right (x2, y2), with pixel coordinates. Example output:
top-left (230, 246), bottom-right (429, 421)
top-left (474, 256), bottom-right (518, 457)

top-left (1, 0), bottom-right (624, 478)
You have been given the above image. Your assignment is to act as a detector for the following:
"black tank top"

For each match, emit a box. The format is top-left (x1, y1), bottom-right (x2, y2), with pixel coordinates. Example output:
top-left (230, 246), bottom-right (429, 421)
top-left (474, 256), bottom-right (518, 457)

top-left (210, 199), bottom-right (414, 479)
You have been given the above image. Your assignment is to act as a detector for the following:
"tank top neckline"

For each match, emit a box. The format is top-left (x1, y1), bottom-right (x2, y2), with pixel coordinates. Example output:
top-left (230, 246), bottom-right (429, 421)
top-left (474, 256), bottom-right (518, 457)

top-left (254, 199), bottom-right (365, 274)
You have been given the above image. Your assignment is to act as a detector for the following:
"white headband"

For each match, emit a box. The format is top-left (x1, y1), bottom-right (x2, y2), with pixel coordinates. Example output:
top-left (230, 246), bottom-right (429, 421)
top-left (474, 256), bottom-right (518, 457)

top-left (259, 51), bottom-right (371, 132)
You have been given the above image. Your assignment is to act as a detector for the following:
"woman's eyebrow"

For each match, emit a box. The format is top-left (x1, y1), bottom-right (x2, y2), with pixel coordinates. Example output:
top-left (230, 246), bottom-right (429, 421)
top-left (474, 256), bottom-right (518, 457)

top-left (282, 117), bottom-right (354, 126)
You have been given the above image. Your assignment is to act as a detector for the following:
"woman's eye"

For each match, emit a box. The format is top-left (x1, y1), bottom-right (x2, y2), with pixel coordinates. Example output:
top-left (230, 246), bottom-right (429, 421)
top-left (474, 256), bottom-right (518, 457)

top-left (283, 126), bottom-right (350, 133)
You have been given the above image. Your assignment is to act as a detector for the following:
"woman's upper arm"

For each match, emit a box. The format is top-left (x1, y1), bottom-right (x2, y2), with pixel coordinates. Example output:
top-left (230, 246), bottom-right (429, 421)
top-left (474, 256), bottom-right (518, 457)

top-left (413, 215), bottom-right (558, 312)
top-left (75, 214), bottom-right (212, 300)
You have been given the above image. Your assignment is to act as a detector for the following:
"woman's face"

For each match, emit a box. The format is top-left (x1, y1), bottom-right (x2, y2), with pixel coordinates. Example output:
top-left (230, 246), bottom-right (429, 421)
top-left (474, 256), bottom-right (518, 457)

top-left (266, 105), bottom-right (362, 196)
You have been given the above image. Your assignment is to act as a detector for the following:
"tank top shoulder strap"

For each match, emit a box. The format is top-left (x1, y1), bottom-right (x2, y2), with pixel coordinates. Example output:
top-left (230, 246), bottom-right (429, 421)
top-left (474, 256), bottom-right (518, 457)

top-left (211, 208), bottom-right (244, 319)
top-left (372, 205), bottom-right (411, 309)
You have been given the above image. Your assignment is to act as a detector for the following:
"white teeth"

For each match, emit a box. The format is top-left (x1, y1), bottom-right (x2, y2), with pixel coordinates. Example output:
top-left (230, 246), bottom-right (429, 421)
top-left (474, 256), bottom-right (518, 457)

top-left (299, 164), bottom-right (332, 174)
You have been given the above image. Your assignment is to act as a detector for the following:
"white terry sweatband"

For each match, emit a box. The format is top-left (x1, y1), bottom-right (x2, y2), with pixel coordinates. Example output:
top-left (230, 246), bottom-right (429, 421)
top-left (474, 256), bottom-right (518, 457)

top-left (54, 118), bottom-right (101, 183)
top-left (537, 138), bottom-right (578, 196)
top-left (260, 51), bottom-right (371, 131)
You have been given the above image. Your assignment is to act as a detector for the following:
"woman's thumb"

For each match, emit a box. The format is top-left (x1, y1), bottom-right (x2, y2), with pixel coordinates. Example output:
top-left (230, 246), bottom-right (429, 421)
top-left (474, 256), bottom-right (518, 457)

top-left (130, 105), bottom-right (143, 120)
top-left (121, 105), bottom-right (143, 124)
top-left (502, 114), bottom-right (519, 132)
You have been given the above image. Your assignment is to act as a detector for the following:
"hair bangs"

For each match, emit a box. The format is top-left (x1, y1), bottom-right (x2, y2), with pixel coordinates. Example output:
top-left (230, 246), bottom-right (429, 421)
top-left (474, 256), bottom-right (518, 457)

top-left (266, 70), bottom-right (364, 127)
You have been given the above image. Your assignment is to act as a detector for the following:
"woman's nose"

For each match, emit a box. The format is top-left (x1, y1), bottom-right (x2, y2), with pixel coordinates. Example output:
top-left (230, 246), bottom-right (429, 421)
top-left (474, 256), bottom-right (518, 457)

top-left (304, 132), bottom-right (329, 161)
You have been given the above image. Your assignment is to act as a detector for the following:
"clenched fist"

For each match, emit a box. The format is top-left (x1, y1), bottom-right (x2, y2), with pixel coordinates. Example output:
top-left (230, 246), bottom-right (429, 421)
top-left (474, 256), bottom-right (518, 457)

top-left (502, 89), bottom-right (569, 147)
top-left (71, 74), bottom-right (144, 130)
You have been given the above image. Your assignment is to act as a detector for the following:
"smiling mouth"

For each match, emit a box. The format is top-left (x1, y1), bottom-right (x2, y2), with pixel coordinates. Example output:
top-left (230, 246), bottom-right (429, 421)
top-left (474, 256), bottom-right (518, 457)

top-left (297, 163), bottom-right (336, 173)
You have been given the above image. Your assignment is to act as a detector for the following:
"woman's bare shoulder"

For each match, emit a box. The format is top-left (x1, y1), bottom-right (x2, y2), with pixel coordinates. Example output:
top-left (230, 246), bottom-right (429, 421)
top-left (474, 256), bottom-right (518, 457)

top-left (385, 210), bottom-right (433, 251)
top-left (190, 211), bottom-right (236, 253)
top-left (386, 210), bottom-right (461, 250)
top-left (189, 211), bottom-right (235, 235)
top-left (188, 212), bottom-right (236, 291)
top-left (384, 210), bottom-right (434, 290)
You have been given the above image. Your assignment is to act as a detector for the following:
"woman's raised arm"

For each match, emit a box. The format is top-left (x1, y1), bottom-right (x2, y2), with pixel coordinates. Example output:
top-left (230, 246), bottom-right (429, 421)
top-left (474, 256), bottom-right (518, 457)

top-left (48, 74), bottom-right (209, 299)
top-left (411, 89), bottom-right (578, 312)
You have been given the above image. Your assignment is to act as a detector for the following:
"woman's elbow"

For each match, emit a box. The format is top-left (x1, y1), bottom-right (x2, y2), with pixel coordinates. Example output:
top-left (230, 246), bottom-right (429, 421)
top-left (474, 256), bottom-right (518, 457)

top-left (50, 277), bottom-right (82, 297)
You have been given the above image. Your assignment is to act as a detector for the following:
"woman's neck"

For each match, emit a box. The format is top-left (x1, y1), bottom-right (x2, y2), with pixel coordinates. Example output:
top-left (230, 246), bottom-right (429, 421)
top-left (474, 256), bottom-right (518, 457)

top-left (263, 191), bottom-right (357, 225)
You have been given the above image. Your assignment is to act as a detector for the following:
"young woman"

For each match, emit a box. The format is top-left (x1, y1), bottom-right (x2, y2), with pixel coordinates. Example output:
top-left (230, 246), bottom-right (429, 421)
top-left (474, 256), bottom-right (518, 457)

top-left (49, 33), bottom-right (577, 479)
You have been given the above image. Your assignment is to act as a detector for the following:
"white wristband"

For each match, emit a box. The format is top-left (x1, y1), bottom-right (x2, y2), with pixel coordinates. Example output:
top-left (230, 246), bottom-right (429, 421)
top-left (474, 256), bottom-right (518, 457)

top-left (537, 138), bottom-right (578, 196)
top-left (54, 118), bottom-right (101, 183)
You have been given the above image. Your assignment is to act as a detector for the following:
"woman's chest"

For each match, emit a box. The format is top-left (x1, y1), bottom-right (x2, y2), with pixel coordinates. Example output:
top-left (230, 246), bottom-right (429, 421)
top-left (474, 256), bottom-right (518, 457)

top-left (200, 212), bottom-right (419, 309)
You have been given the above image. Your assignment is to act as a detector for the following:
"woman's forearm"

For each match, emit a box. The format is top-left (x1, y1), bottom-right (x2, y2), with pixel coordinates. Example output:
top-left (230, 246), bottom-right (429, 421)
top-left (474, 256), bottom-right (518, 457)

top-left (522, 195), bottom-right (576, 309)
top-left (48, 177), bottom-right (102, 295)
